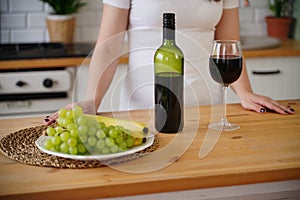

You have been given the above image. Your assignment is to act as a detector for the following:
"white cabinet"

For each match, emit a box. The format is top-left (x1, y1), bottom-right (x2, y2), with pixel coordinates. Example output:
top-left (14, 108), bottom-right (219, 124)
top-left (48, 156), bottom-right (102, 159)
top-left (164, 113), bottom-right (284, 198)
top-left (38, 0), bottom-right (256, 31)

top-left (75, 64), bottom-right (128, 112)
top-left (227, 56), bottom-right (300, 103)
top-left (75, 57), bottom-right (299, 108)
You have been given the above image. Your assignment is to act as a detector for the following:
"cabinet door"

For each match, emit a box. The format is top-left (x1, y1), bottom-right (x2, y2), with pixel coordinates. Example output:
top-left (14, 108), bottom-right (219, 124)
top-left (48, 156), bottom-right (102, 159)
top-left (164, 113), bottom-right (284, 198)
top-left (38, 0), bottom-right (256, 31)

top-left (227, 56), bottom-right (300, 103)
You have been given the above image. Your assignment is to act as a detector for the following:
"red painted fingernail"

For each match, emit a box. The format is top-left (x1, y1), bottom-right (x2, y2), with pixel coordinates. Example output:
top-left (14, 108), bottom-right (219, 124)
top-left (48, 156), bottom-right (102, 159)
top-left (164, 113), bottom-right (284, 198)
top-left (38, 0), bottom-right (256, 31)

top-left (260, 108), bottom-right (266, 113)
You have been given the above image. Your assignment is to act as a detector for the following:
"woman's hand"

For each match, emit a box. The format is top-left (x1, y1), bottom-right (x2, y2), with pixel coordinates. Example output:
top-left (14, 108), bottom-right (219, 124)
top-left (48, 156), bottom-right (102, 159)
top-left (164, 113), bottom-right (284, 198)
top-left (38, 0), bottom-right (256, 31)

top-left (44, 101), bottom-right (97, 125)
top-left (239, 92), bottom-right (295, 115)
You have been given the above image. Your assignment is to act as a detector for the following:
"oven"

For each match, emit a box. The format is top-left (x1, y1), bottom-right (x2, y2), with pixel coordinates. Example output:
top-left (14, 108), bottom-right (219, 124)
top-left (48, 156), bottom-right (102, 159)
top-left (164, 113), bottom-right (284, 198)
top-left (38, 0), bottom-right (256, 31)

top-left (0, 42), bottom-right (93, 119)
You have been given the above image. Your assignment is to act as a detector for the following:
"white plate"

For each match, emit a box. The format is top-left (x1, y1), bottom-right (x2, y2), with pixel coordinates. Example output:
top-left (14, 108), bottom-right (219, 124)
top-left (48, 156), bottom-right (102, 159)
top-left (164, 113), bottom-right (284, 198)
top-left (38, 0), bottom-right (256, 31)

top-left (35, 135), bottom-right (154, 161)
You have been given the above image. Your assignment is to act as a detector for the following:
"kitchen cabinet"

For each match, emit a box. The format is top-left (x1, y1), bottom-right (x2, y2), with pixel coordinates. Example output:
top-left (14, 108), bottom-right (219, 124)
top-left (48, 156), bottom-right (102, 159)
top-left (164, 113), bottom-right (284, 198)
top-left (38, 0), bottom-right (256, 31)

top-left (227, 56), bottom-right (300, 103)
top-left (76, 56), bottom-right (300, 108)
top-left (75, 64), bottom-right (128, 112)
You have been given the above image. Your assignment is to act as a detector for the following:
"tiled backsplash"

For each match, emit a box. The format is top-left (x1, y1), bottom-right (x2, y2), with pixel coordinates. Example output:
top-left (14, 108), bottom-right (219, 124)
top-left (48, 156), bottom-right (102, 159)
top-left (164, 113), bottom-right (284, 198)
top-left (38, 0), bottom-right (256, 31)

top-left (0, 0), bottom-right (102, 43)
top-left (0, 0), bottom-right (273, 44)
top-left (239, 0), bottom-right (273, 37)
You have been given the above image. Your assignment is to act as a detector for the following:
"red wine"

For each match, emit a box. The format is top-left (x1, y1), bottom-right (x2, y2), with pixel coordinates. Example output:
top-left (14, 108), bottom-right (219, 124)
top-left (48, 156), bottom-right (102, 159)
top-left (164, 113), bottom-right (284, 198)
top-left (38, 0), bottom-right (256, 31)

top-left (155, 72), bottom-right (183, 133)
top-left (209, 55), bottom-right (242, 86)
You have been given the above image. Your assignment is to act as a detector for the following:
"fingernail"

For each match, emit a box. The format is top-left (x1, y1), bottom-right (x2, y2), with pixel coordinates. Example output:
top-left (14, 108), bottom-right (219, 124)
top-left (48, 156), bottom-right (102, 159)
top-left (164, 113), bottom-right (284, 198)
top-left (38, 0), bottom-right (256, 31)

top-left (285, 110), bottom-right (289, 114)
top-left (46, 115), bottom-right (50, 118)
top-left (44, 118), bottom-right (50, 122)
top-left (290, 108), bottom-right (295, 112)
top-left (260, 108), bottom-right (266, 113)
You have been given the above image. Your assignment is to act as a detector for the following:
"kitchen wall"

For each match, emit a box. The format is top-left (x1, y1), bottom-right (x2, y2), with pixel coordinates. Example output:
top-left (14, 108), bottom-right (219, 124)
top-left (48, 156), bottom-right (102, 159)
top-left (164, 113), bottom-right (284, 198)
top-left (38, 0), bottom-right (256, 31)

top-left (239, 0), bottom-right (273, 37)
top-left (0, 0), bottom-right (102, 43)
top-left (0, 0), bottom-right (273, 44)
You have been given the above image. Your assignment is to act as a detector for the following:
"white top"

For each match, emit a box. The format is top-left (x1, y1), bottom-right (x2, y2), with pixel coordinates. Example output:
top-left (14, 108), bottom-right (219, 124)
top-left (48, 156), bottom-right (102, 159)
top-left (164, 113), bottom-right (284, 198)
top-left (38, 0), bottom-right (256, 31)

top-left (102, 0), bottom-right (239, 111)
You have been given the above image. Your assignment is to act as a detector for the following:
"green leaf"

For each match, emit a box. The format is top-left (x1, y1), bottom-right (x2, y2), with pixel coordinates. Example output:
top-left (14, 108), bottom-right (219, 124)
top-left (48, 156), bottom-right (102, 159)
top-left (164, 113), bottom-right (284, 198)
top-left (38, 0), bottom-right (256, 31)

top-left (39, 0), bottom-right (86, 15)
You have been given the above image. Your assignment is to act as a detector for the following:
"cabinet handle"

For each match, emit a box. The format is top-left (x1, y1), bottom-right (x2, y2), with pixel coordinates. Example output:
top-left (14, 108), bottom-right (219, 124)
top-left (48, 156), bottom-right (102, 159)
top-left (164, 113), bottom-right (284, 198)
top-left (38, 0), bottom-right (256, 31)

top-left (252, 70), bottom-right (281, 75)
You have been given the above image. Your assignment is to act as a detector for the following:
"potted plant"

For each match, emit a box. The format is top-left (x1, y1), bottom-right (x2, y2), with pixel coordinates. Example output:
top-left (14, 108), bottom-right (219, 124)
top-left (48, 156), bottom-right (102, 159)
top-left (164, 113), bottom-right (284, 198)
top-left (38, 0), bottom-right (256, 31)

top-left (39, 0), bottom-right (87, 43)
top-left (265, 0), bottom-right (294, 39)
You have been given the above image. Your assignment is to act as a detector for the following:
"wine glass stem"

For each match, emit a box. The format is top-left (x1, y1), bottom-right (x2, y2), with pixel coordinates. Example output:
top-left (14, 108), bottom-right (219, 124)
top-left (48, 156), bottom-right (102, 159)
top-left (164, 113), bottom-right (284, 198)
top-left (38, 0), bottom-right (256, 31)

top-left (222, 85), bottom-right (228, 125)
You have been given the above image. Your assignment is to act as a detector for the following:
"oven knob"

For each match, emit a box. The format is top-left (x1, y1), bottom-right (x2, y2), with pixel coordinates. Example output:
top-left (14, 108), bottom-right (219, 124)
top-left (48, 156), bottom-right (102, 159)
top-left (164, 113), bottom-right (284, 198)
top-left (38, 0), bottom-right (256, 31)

top-left (43, 79), bottom-right (54, 88)
top-left (16, 81), bottom-right (27, 87)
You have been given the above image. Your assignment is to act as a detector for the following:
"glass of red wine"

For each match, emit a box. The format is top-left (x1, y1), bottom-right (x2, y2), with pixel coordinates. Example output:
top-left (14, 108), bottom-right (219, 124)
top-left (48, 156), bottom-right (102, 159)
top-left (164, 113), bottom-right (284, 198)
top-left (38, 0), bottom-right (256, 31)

top-left (209, 40), bottom-right (243, 131)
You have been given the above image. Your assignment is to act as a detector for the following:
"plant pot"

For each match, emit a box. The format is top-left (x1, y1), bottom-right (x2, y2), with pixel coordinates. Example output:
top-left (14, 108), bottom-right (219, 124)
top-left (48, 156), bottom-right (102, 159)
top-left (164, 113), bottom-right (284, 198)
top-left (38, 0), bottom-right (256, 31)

top-left (46, 15), bottom-right (75, 44)
top-left (265, 16), bottom-right (292, 39)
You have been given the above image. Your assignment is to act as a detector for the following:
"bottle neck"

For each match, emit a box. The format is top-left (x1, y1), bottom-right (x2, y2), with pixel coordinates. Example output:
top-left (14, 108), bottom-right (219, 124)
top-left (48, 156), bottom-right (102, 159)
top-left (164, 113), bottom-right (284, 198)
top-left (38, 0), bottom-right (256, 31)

top-left (163, 27), bottom-right (175, 44)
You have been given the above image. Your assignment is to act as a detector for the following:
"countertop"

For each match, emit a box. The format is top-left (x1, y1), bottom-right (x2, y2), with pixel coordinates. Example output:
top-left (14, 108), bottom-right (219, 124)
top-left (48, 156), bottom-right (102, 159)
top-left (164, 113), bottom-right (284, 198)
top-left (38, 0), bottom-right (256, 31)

top-left (0, 100), bottom-right (299, 199)
top-left (0, 39), bottom-right (299, 70)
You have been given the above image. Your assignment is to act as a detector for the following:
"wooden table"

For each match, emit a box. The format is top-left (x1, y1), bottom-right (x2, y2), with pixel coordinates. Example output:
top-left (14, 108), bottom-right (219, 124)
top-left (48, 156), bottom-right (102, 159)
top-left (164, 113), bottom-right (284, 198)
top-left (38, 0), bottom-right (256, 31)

top-left (0, 100), bottom-right (300, 199)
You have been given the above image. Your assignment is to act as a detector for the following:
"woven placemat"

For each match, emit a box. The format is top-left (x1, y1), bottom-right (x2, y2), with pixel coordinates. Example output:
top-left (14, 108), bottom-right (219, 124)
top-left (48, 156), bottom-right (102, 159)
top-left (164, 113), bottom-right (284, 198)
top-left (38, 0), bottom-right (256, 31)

top-left (0, 125), bottom-right (159, 169)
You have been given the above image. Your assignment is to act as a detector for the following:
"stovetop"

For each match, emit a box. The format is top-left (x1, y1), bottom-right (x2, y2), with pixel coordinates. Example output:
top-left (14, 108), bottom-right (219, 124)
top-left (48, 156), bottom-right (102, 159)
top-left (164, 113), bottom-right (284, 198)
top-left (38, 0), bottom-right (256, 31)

top-left (0, 42), bottom-right (94, 60)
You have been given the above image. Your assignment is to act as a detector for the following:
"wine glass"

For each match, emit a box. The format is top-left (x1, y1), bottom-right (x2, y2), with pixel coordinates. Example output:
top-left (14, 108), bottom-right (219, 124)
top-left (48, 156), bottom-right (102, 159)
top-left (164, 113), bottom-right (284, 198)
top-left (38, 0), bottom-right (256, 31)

top-left (208, 40), bottom-right (243, 131)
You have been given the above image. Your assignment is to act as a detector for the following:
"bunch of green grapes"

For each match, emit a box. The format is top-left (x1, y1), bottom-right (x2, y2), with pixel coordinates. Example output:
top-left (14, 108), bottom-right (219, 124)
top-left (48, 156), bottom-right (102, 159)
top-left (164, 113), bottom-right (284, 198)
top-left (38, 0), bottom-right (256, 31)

top-left (43, 106), bottom-right (139, 155)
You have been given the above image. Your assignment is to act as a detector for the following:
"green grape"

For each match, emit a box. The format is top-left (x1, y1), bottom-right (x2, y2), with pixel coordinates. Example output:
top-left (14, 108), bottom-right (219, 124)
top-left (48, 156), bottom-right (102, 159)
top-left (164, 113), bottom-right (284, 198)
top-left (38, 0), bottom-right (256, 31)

top-left (67, 137), bottom-right (77, 147)
top-left (58, 108), bottom-right (67, 117)
top-left (107, 125), bottom-right (115, 131)
top-left (98, 122), bottom-right (105, 129)
top-left (57, 117), bottom-right (65, 127)
top-left (69, 146), bottom-right (78, 155)
top-left (66, 123), bottom-right (76, 131)
top-left (51, 135), bottom-right (61, 146)
top-left (101, 147), bottom-right (110, 154)
top-left (79, 134), bottom-right (87, 143)
top-left (62, 118), bottom-right (73, 128)
top-left (78, 125), bottom-right (88, 135)
top-left (96, 139), bottom-right (106, 150)
top-left (115, 125), bottom-right (124, 132)
top-left (60, 131), bottom-right (71, 142)
top-left (54, 145), bottom-right (61, 152)
top-left (85, 144), bottom-right (94, 153)
top-left (126, 137), bottom-right (134, 148)
top-left (46, 127), bottom-right (56, 136)
top-left (77, 115), bottom-right (88, 125)
top-left (70, 129), bottom-right (79, 138)
top-left (96, 129), bottom-right (106, 139)
top-left (118, 142), bottom-right (128, 151)
top-left (105, 137), bottom-right (115, 147)
top-left (66, 110), bottom-right (74, 119)
top-left (55, 126), bottom-right (64, 134)
top-left (77, 143), bottom-right (87, 154)
top-left (115, 135), bottom-right (124, 145)
top-left (88, 127), bottom-right (97, 136)
top-left (72, 106), bottom-right (83, 116)
top-left (110, 145), bottom-right (119, 153)
top-left (88, 136), bottom-right (97, 146)
top-left (88, 118), bottom-right (98, 128)
top-left (102, 127), bottom-right (109, 135)
top-left (44, 139), bottom-right (54, 150)
top-left (60, 143), bottom-right (69, 153)
top-left (108, 129), bottom-right (119, 139)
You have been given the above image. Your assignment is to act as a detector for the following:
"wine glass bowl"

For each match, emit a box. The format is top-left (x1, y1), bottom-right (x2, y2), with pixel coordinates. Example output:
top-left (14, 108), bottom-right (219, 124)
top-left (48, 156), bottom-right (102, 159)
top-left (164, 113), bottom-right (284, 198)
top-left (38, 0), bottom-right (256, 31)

top-left (208, 40), bottom-right (243, 131)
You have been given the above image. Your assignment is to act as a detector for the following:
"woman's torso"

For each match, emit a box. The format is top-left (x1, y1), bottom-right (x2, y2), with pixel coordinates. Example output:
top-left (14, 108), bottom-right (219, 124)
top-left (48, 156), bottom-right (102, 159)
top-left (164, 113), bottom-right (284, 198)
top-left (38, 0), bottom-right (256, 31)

top-left (102, 0), bottom-right (238, 110)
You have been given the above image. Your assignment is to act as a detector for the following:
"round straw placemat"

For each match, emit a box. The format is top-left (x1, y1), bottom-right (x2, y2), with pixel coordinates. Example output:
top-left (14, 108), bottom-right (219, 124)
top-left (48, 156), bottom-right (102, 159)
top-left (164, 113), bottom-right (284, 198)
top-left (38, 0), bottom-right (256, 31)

top-left (0, 125), bottom-right (159, 169)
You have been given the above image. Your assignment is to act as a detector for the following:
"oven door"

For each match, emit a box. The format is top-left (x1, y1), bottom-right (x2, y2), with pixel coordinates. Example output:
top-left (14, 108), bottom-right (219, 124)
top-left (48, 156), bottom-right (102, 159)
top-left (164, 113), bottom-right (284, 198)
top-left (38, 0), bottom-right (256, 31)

top-left (0, 67), bottom-right (75, 119)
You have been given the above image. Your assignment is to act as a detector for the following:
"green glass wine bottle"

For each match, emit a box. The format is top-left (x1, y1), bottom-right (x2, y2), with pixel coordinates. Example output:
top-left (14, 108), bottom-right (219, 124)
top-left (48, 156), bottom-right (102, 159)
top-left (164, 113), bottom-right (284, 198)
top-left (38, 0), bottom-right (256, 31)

top-left (154, 13), bottom-right (184, 133)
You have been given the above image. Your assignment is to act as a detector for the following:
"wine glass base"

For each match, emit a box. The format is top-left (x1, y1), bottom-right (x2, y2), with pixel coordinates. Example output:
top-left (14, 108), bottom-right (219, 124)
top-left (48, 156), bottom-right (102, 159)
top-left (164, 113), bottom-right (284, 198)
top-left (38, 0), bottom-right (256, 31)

top-left (208, 122), bottom-right (240, 131)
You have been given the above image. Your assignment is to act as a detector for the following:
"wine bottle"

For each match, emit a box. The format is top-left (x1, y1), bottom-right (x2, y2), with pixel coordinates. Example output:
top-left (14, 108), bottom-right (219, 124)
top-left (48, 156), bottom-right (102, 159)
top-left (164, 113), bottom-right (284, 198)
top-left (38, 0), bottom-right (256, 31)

top-left (154, 13), bottom-right (184, 133)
